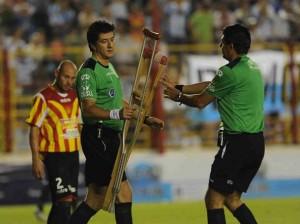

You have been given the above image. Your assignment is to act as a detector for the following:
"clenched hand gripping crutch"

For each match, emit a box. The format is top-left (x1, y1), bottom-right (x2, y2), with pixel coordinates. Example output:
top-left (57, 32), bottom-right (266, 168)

top-left (102, 28), bottom-right (168, 212)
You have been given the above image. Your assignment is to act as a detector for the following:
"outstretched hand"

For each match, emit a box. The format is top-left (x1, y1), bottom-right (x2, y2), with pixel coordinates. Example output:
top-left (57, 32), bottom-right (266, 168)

top-left (161, 76), bottom-right (181, 102)
top-left (160, 74), bottom-right (176, 87)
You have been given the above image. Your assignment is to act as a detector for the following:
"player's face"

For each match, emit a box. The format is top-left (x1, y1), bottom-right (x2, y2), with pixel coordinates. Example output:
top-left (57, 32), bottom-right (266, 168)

top-left (95, 32), bottom-right (115, 60)
top-left (57, 64), bottom-right (77, 92)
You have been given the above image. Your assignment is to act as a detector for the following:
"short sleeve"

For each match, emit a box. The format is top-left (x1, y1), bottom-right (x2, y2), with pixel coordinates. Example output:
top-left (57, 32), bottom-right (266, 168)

top-left (206, 66), bottom-right (235, 99)
top-left (76, 69), bottom-right (97, 100)
top-left (25, 94), bottom-right (47, 127)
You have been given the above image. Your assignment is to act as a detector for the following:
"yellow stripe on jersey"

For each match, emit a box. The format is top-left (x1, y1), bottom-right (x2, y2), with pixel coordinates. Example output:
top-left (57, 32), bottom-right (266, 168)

top-left (40, 138), bottom-right (47, 152)
top-left (42, 121), bottom-right (55, 152)
top-left (71, 98), bottom-right (79, 117)
top-left (48, 100), bottom-right (68, 152)
top-left (26, 96), bottom-right (47, 127)
top-left (69, 98), bottom-right (79, 150)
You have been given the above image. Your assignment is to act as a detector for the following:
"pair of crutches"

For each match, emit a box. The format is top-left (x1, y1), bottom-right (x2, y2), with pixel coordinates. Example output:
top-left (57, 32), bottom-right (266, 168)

top-left (102, 28), bottom-right (168, 212)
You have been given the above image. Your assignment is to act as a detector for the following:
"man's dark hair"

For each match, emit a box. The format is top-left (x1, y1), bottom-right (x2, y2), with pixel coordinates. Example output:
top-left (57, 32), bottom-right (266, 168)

top-left (87, 19), bottom-right (115, 52)
top-left (223, 24), bottom-right (251, 54)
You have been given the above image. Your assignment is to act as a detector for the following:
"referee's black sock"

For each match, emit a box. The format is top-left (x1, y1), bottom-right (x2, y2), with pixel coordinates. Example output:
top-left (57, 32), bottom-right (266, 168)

top-left (233, 203), bottom-right (257, 224)
top-left (68, 202), bottom-right (97, 224)
top-left (115, 202), bottom-right (133, 224)
top-left (207, 208), bottom-right (226, 224)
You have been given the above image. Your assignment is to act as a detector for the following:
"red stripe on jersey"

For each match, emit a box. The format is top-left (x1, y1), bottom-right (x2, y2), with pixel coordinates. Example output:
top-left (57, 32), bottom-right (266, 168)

top-left (64, 138), bottom-right (70, 152)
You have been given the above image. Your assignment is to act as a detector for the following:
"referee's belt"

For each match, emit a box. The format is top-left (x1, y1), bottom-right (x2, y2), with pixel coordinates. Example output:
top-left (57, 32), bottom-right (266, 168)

top-left (83, 123), bottom-right (121, 135)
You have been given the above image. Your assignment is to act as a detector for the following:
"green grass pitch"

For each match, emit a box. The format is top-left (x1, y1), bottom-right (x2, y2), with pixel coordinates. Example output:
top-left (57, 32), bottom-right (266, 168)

top-left (0, 197), bottom-right (299, 224)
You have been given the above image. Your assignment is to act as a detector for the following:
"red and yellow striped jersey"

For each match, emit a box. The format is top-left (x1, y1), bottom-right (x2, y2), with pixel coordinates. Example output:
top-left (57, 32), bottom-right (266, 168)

top-left (26, 85), bottom-right (81, 153)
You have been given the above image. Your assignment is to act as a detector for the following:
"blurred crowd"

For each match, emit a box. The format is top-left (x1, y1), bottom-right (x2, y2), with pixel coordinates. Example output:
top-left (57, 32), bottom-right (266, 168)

top-left (0, 0), bottom-right (300, 94)
top-left (1, 0), bottom-right (300, 46)
top-left (1, 0), bottom-right (299, 149)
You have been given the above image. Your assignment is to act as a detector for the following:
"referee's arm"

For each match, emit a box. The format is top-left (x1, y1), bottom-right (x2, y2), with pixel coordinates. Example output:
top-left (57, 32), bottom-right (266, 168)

top-left (181, 81), bottom-right (211, 95)
top-left (178, 91), bottom-right (215, 109)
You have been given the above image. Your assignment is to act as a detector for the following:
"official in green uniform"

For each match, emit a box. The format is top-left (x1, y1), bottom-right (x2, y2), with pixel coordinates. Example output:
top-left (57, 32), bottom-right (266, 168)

top-left (69, 20), bottom-right (163, 224)
top-left (163, 24), bottom-right (264, 224)
top-left (69, 19), bottom-right (134, 224)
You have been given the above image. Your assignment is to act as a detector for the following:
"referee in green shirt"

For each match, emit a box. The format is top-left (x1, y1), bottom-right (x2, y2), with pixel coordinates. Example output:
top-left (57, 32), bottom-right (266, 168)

top-left (69, 19), bottom-right (163, 224)
top-left (163, 24), bottom-right (264, 224)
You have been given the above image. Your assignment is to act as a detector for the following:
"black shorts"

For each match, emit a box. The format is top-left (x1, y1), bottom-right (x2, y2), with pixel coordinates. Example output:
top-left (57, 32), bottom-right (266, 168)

top-left (209, 132), bottom-right (265, 194)
top-left (43, 151), bottom-right (79, 201)
top-left (81, 124), bottom-right (127, 187)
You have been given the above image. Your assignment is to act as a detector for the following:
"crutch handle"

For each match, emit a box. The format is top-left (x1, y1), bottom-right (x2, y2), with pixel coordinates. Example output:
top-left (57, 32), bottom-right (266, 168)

top-left (143, 28), bottom-right (160, 40)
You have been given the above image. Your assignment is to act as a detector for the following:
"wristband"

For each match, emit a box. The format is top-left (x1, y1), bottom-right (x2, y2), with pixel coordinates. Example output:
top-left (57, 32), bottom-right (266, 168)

top-left (175, 84), bottom-right (184, 92)
top-left (176, 91), bottom-right (183, 102)
top-left (109, 109), bottom-right (120, 120)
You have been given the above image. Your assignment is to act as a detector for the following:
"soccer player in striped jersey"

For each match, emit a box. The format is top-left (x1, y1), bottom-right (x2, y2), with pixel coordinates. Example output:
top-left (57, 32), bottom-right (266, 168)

top-left (26, 59), bottom-right (80, 224)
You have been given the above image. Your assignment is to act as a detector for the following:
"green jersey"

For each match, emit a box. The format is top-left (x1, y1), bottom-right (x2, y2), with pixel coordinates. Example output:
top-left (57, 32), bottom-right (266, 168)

top-left (207, 55), bottom-right (264, 133)
top-left (76, 57), bottom-right (124, 131)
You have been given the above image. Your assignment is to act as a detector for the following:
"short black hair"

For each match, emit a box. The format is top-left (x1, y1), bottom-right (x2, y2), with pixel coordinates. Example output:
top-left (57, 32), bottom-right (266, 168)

top-left (223, 24), bottom-right (251, 54)
top-left (87, 19), bottom-right (115, 52)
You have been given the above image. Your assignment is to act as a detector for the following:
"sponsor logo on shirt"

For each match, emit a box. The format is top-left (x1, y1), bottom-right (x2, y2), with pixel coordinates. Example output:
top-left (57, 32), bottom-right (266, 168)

top-left (81, 74), bottom-right (90, 80)
top-left (81, 85), bottom-right (93, 97)
top-left (60, 98), bottom-right (71, 103)
top-left (61, 118), bottom-right (80, 139)
top-left (216, 69), bottom-right (223, 77)
top-left (109, 89), bottom-right (115, 97)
